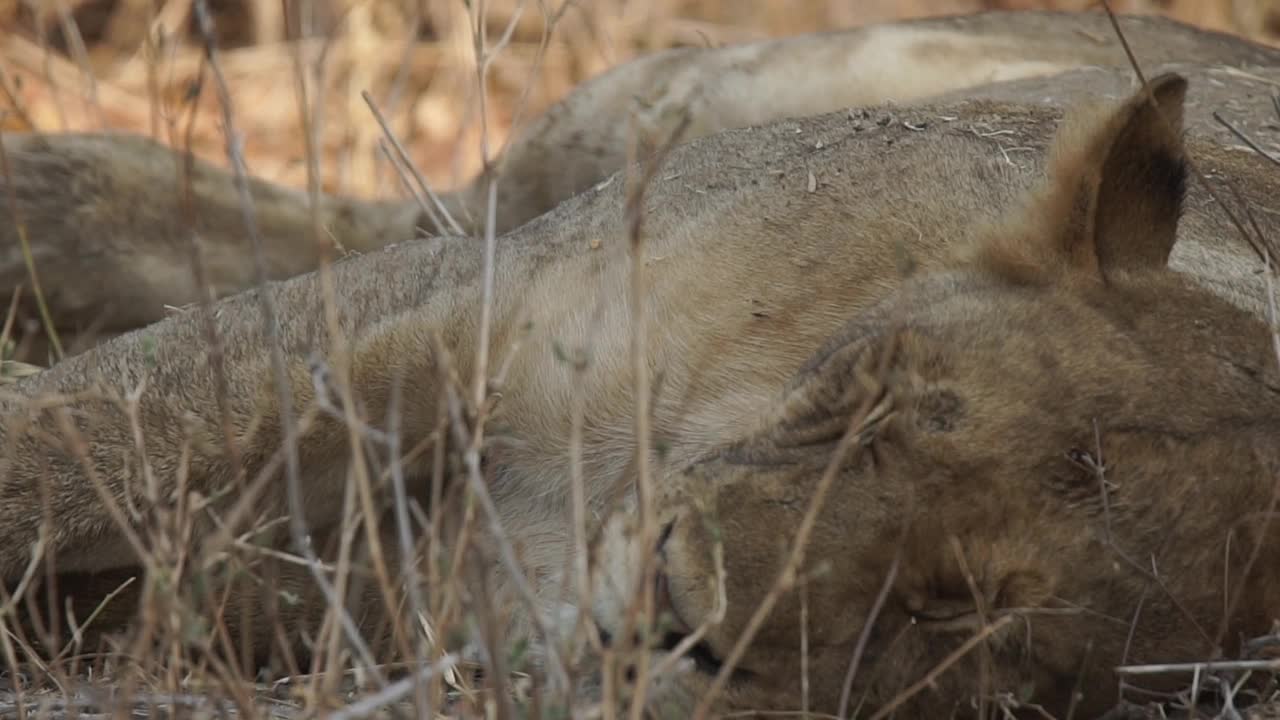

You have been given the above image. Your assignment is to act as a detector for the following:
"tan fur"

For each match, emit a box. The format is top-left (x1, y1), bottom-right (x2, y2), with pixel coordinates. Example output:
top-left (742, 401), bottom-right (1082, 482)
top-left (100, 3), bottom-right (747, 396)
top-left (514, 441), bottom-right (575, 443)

top-left (0, 9), bottom-right (1278, 718)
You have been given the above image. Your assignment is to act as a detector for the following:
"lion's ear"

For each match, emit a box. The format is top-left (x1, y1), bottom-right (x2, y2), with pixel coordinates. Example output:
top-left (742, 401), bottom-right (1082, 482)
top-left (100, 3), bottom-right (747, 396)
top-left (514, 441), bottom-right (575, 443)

top-left (981, 73), bottom-right (1189, 282)
top-left (764, 328), bottom-right (928, 453)
top-left (1074, 73), bottom-right (1188, 275)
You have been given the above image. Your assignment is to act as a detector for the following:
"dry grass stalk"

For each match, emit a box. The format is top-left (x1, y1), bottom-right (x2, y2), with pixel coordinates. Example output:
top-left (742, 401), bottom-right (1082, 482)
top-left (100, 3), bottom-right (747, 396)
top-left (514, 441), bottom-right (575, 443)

top-left (190, 0), bottom-right (389, 687)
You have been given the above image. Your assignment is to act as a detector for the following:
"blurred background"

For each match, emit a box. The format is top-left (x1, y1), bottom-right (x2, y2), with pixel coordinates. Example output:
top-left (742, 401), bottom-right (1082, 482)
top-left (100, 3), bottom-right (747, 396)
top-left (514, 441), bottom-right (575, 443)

top-left (2, 0), bottom-right (1278, 198)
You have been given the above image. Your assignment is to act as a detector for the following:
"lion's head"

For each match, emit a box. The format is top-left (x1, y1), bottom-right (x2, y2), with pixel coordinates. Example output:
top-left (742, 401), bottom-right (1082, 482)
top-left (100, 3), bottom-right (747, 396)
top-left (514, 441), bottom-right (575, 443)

top-left (592, 74), bottom-right (1280, 717)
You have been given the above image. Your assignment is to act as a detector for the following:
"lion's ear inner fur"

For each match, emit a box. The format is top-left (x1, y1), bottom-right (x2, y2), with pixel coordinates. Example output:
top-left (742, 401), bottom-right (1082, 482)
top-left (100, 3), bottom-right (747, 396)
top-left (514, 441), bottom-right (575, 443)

top-left (974, 72), bottom-right (1189, 285)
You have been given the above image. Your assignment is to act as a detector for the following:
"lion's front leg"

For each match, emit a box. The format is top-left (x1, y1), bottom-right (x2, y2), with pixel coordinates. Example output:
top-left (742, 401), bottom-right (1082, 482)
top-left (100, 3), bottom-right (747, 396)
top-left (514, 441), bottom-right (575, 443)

top-left (0, 237), bottom-right (489, 660)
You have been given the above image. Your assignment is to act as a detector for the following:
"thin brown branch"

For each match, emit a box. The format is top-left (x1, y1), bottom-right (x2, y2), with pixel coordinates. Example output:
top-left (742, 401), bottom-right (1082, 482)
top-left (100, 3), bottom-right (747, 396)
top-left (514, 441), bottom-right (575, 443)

top-left (1214, 111), bottom-right (1280, 169)
top-left (190, 0), bottom-right (384, 683)
top-left (836, 552), bottom-right (900, 718)
top-left (362, 90), bottom-right (463, 236)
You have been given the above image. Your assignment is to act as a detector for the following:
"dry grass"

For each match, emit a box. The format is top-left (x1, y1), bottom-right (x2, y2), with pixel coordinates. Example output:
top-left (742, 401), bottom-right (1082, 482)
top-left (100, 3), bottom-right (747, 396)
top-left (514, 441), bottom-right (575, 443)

top-left (1, 1), bottom-right (1280, 719)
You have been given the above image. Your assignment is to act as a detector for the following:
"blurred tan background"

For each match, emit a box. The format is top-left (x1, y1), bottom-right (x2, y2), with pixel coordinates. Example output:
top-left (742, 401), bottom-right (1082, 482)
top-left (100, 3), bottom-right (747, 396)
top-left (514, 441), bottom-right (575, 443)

top-left (2, 0), bottom-right (1278, 198)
